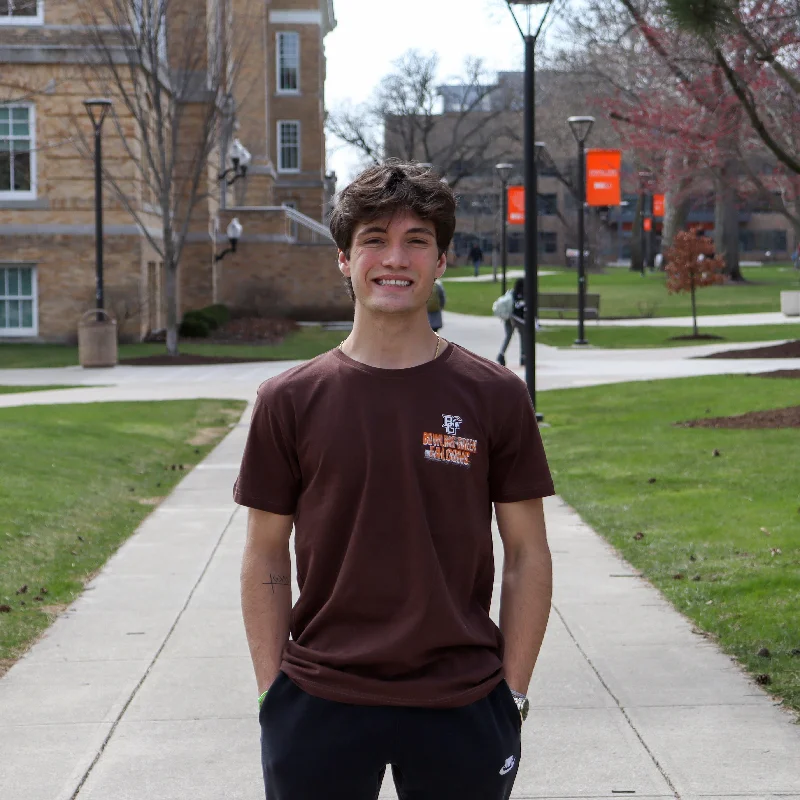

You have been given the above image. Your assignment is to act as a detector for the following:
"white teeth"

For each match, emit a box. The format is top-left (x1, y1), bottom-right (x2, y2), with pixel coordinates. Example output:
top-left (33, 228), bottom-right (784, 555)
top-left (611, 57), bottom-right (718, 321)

top-left (377, 279), bottom-right (411, 286)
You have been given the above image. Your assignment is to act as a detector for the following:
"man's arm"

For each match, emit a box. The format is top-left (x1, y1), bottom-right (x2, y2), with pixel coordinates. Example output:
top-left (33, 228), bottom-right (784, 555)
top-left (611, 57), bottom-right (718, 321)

top-left (495, 497), bottom-right (552, 696)
top-left (240, 507), bottom-right (294, 694)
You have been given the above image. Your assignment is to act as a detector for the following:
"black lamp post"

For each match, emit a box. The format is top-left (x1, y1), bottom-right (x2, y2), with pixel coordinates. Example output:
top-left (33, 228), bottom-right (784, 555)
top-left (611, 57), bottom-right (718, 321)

top-left (568, 115), bottom-right (594, 346)
top-left (84, 98), bottom-right (113, 321)
top-left (495, 162), bottom-right (513, 294)
top-left (505, 0), bottom-right (553, 419)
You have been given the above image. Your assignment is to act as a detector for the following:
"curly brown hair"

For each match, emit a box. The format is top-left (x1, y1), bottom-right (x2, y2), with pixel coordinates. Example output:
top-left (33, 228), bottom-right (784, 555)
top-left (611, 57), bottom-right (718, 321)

top-left (329, 160), bottom-right (457, 301)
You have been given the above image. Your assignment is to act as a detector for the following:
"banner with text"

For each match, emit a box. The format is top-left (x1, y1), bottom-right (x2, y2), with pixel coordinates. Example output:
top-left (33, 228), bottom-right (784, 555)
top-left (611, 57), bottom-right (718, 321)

top-left (653, 194), bottom-right (665, 217)
top-left (585, 149), bottom-right (622, 207)
top-left (507, 186), bottom-right (525, 224)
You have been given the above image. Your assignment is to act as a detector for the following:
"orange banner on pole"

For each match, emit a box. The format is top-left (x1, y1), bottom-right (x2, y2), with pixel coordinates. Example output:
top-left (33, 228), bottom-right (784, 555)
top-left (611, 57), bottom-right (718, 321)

top-left (507, 186), bottom-right (525, 224)
top-left (643, 217), bottom-right (652, 232)
top-left (653, 194), bottom-right (665, 217)
top-left (585, 149), bottom-right (622, 207)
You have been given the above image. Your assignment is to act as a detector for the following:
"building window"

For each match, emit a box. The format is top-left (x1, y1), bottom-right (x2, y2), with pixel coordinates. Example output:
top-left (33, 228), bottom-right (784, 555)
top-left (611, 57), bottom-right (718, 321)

top-left (0, 105), bottom-right (35, 197)
top-left (0, 0), bottom-right (42, 24)
top-left (0, 266), bottom-right (36, 334)
top-left (277, 121), bottom-right (300, 172)
top-left (539, 194), bottom-right (558, 216)
top-left (539, 231), bottom-right (558, 254)
top-left (277, 32), bottom-right (300, 93)
top-left (740, 229), bottom-right (788, 253)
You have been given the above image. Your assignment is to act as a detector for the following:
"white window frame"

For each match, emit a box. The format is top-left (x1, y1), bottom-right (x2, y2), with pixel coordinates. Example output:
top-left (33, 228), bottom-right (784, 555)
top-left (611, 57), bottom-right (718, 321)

top-left (0, 0), bottom-right (43, 25)
top-left (277, 120), bottom-right (301, 173)
top-left (0, 265), bottom-right (38, 336)
top-left (276, 31), bottom-right (300, 95)
top-left (0, 103), bottom-right (36, 199)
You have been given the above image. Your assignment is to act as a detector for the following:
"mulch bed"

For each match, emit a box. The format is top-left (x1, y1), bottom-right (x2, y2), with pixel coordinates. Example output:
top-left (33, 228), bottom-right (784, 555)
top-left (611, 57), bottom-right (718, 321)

top-left (668, 334), bottom-right (725, 341)
top-left (677, 406), bottom-right (800, 430)
top-left (701, 340), bottom-right (800, 359)
top-left (756, 370), bottom-right (800, 379)
top-left (121, 318), bottom-right (300, 365)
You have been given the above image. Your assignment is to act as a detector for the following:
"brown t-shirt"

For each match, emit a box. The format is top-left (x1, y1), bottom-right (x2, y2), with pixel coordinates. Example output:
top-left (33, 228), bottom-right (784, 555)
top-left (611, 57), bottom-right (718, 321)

top-left (234, 341), bottom-right (555, 708)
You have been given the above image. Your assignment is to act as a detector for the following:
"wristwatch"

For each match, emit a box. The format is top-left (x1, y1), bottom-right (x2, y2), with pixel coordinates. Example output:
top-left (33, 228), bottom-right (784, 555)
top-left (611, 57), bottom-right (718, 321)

top-left (509, 689), bottom-right (530, 721)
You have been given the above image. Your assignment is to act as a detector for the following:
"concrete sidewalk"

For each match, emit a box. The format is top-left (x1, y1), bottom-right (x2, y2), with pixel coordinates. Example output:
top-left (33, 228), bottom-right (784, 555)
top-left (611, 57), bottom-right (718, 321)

top-left (1, 408), bottom-right (799, 800)
top-left (539, 311), bottom-right (799, 328)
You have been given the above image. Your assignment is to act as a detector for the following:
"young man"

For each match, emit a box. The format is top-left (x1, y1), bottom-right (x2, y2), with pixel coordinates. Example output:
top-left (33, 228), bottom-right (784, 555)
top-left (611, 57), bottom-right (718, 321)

top-left (235, 161), bottom-right (554, 800)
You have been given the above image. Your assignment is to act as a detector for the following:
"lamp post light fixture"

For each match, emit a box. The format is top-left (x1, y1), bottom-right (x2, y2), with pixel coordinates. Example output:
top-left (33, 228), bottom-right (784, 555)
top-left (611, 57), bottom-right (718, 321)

top-left (505, 0), bottom-right (553, 420)
top-left (215, 217), bottom-right (243, 262)
top-left (567, 115), bottom-right (594, 346)
top-left (83, 98), bottom-right (113, 320)
top-left (219, 138), bottom-right (252, 186)
top-left (495, 162), bottom-right (514, 294)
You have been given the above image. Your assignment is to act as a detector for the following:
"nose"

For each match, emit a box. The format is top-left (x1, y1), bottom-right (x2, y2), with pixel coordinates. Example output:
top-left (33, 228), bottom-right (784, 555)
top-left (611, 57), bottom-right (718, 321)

top-left (381, 241), bottom-right (410, 269)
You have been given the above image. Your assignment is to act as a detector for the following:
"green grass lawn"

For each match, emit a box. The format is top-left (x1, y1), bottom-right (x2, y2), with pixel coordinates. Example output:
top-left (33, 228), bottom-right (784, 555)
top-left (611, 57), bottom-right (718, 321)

top-left (539, 374), bottom-right (800, 713)
top-left (0, 327), bottom-right (346, 369)
top-left (443, 265), bottom-right (800, 319)
top-left (536, 324), bottom-right (800, 349)
top-left (0, 399), bottom-right (246, 673)
top-left (0, 385), bottom-right (83, 394)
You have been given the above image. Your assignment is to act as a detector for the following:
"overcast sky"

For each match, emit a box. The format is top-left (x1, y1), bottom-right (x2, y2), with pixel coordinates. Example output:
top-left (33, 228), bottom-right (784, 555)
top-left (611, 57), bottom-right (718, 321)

top-left (324, 0), bottom-right (555, 185)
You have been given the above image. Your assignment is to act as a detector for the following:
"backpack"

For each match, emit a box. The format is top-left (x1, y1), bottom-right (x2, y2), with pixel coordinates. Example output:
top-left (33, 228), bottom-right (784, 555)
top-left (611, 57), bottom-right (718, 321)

top-left (427, 284), bottom-right (442, 313)
top-left (492, 290), bottom-right (514, 320)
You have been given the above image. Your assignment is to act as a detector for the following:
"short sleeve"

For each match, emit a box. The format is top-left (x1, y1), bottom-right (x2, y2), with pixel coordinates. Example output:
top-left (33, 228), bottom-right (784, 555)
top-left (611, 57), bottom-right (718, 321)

top-left (489, 380), bottom-right (555, 503)
top-left (233, 390), bottom-right (301, 515)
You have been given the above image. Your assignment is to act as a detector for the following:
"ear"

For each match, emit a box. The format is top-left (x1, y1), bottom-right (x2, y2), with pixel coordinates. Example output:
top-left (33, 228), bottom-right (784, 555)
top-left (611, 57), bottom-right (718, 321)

top-left (338, 250), bottom-right (350, 277)
top-left (435, 252), bottom-right (447, 279)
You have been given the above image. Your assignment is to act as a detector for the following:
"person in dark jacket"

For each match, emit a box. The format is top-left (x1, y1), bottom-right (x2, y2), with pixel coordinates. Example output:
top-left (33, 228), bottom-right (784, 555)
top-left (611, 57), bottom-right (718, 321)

top-left (427, 279), bottom-right (446, 332)
top-left (468, 243), bottom-right (484, 277)
top-left (497, 278), bottom-right (525, 367)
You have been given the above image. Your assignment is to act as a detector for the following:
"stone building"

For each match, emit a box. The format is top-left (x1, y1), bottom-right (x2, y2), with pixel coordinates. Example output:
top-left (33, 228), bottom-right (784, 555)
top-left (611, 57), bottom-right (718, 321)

top-left (0, 0), bottom-right (346, 343)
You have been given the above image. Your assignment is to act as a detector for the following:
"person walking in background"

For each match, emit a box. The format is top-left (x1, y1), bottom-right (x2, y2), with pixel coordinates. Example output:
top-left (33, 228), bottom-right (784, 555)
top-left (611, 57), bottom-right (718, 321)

top-left (427, 277), bottom-right (446, 332)
top-left (497, 278), bottom-right (526, 367)
top-left (468, 241), bottom-right (484, 277)
top-left (792, 242), bottom-right (800, 270)
top-left (236, 160), bottom-right (554, 800)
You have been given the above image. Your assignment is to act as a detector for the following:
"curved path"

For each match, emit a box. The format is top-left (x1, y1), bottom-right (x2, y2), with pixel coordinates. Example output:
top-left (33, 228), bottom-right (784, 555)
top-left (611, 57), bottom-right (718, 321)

top-left (1, 314), bottom-right (799, 800)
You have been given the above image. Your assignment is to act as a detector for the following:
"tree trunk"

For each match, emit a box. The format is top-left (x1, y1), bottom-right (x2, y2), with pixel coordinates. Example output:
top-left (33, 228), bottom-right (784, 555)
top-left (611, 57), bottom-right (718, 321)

top-left (714, 160), bottom-right (743, 281)
top-left (662, 192), bottom-right (690, 254)
top-left (165, 259), bottom-right (179, 356)
top-left (631, 193), bottom-right (644, 273)
top-left (690, 278), bottom-right (698, 337)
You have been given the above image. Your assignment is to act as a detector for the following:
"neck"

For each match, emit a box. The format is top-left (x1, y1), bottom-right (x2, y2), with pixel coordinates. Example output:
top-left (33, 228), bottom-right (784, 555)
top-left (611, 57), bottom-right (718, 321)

top-left (340, 307), bottom-right (444, 369)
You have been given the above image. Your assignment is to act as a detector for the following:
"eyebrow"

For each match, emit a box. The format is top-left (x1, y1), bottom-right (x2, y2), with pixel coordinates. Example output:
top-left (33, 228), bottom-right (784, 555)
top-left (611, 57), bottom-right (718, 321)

top-left (356, 226), bottom-right (435, 238)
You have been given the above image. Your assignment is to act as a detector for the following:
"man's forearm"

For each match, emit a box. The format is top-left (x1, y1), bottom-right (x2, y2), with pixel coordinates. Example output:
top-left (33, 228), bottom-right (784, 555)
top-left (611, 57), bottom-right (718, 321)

top-left (499, 546), bottom-right (553, 696)
top-left (241, 543), bottom-right (292, 693)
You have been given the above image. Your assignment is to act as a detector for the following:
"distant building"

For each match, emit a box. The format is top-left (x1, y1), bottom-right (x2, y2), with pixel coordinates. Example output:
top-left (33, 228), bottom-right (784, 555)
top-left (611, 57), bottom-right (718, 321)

top-left (386, 70), bottom-right (797, 268)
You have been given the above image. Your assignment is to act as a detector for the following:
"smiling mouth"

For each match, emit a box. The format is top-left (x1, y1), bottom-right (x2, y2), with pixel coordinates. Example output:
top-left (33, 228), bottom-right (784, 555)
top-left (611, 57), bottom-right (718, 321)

top-left (374, 279), bottom-right (413, 287)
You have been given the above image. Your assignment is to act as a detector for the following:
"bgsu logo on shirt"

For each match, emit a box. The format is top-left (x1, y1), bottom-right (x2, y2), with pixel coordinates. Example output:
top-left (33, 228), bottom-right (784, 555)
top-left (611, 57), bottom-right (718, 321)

top-left (422, 414), bottom-right (479, 468)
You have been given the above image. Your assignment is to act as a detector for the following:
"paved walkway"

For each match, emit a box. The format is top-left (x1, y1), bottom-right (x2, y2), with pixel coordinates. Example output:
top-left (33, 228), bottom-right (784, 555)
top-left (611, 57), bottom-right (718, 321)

top-left (540, 311), bottom-right (799, 328)
top-left (1, 314), bottom-right (799, 799)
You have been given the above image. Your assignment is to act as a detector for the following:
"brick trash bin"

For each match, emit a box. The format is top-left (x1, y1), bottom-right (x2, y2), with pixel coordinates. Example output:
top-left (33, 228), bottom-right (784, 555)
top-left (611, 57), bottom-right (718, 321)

top-left (78, 309), bottom-right (118, 368)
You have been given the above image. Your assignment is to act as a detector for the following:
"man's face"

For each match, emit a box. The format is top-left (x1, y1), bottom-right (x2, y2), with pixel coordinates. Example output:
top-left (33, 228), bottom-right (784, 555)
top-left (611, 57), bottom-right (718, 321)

top-left (338, 210), bottom-right (446, 315)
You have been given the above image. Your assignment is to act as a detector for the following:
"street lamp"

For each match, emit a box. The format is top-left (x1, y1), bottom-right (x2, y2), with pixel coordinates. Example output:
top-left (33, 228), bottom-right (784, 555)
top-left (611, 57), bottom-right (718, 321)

top-left (568, 115), bottom-right (594, 346)
top-left (215, 217), bottom-right (243, 262)
top-left (219, 138), bottom-right (252, 186)
top-left (495, 162), bottom-right (514, 294)
top-left (505, 0), bottom-right (553, 419)
top-left (83, 98), bottom-right (113, 321)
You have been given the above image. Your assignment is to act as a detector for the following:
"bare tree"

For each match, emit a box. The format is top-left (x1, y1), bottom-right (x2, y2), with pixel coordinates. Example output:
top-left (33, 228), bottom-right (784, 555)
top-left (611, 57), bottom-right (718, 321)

top-left (74, 0), bottom-right (249, 355)
top-left (327, 50), bottom-right (520, 187)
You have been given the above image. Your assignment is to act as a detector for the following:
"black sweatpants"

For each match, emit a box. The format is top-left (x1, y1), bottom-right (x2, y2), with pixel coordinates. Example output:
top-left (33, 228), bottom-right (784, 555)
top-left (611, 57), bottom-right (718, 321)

top-left (259, 671), bottom-right (522, 800)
